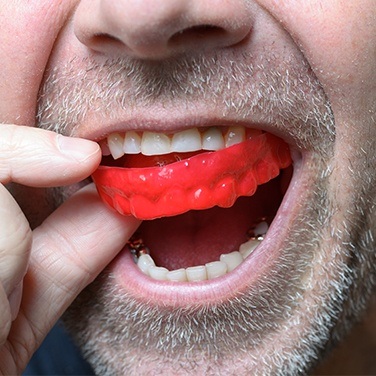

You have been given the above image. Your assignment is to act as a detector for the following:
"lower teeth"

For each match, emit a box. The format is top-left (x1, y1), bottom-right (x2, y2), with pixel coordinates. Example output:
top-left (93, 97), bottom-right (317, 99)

top-left (127, 219), bottom-right (269, 282)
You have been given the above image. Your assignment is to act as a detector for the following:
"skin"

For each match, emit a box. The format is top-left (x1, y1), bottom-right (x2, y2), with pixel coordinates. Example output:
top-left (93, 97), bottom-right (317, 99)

top-left (0, 0), bottom-right (375, 374)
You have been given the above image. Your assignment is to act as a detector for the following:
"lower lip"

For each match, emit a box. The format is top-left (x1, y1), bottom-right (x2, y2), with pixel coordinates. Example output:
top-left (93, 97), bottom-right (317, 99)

top-left (109, 151), bottom-right (306, 307)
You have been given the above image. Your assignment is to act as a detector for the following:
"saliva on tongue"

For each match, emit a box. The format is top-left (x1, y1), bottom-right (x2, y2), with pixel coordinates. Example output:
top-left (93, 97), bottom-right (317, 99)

top-left (92, 133), bottom-right (293, 270)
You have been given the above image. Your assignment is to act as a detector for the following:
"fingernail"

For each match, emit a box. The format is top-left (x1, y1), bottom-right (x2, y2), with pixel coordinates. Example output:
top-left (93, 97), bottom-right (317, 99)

top-left (57, 135), bottom-right (100, 162)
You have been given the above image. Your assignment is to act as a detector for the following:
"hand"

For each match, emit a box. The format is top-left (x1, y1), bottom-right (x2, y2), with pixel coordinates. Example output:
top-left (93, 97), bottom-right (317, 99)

top-left (0, 124), bottom-right (140, 374)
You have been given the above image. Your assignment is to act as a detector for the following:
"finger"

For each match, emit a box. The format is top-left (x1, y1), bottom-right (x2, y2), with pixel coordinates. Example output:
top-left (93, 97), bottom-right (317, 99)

top-left (0, 124), bottom-right (101, 186)
top-left (20, 184), bottom-right (140, 343)
top-left (0, 283), bottom-right (12, 346)
top-left (8, 282), bottom-right (23, 322)
top-left (0, 184), bottom-right (31, 296)
top-left (0, 183), bottom-right (30, 346)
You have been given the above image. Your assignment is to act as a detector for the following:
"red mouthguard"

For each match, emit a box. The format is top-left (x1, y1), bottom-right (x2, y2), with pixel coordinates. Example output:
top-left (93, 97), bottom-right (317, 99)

top-left (92, 133), bottom-right (292, 220)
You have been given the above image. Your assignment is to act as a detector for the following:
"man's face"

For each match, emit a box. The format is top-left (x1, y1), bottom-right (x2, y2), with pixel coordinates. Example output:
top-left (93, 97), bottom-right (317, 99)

top-left (2, 0), bottom-right (376, 374)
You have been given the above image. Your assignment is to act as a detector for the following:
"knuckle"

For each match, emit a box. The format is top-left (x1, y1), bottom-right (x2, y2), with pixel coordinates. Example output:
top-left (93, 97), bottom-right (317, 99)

top-left (0, 125), bottom-right (29, 183)
top-left (0, 196), bottom-right (32, 257)
top-left (0, 185), bottom-right (32, 291)
top-left (0, 125), bottom-right (57, 184)
top-left (4, 319), bottom-right (37, 373)
top-left (0, 126), bottom-right (16, 183)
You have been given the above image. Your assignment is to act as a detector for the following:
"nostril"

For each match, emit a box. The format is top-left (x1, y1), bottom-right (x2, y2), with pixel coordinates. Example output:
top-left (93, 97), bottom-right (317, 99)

top-left (90, 33), bottom-right (124, 51)
top-left (169, 24), bottom-right (227, 48)
top-left (74, 0), bottom-right (254, 59)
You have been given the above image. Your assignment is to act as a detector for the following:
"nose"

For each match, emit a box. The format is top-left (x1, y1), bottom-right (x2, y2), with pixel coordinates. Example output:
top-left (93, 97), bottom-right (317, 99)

top-left (74, 0), bottom-right (254, 60)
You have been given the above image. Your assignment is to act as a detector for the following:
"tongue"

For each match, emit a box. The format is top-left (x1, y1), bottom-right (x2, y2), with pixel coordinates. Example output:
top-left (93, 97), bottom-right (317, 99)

top-left (138, 173), bottom-right (287, 270)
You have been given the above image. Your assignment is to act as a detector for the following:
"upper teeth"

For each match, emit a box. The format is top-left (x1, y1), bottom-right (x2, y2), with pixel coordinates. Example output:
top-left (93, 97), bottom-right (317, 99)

top-left (102, 126), bottom-right (261, 159)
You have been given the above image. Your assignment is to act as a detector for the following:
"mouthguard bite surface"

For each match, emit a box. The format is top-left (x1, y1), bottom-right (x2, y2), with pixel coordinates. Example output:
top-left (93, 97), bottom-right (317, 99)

top-left (92, 133), bottom-right (292, 219)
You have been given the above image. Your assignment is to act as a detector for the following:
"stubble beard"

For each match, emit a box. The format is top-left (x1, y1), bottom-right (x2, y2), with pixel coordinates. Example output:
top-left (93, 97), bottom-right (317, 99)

top-left (36, 51), bottom-right (376, 374)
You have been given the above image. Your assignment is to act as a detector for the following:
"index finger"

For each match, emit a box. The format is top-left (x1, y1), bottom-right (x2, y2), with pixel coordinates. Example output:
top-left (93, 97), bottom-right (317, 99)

top-left (7, 184), bottom-right (140, 368)
top-left (0, 124), bottom-right (101, 186)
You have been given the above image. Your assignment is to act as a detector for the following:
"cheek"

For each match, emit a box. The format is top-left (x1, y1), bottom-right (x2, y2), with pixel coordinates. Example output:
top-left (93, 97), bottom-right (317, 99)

top-left (259, 0), bottom-right (376, 227)
top-left (259, 0), bottom-right (376, 170)
top-left (0, 0), bottom-right (77, 125)
top-left (259, 0), bottom-right (376, 106)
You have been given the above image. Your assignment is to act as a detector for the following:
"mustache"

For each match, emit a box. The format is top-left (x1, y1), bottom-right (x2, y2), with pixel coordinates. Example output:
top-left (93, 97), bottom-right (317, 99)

top-left (36, 51), bottom-right (335, 150)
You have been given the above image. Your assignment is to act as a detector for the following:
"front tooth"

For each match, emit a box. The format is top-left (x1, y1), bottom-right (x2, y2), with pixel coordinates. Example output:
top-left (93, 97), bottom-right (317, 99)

top-left (220, 251), bottom-right (243, 272)
top-left (225, 126), bottom-right (245, 147)
top-left (166, 268), bottom-right (188, 282)
top-left (141, 132), bottom-right (171, 155)
top-left (124, 131), bottom-right (141, 154)
top-left (107, 133), bottom-right (125, 159)
top-left (171, 128), bottom-right (201, 152)
top-left (137, 254), bottom-right (155, 274)
top-left (186, 265), bottom-right (207, 282)
top-left (239, 239), bottom-right (260, 259)
top-left (148, 265), bottom-right (169, 280)
top-left (202, 127), bottom-right (225, 151)
top-left (205, 261), bottom-right (228, 279)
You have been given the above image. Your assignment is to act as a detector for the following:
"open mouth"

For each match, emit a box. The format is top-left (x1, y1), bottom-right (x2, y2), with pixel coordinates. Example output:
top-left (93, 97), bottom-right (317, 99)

top-left (92, 125), bottom-right (296, 300)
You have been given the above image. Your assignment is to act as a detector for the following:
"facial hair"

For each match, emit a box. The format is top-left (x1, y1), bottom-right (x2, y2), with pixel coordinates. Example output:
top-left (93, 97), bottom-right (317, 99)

top-left (36, 50), bottom-right (376, 375)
